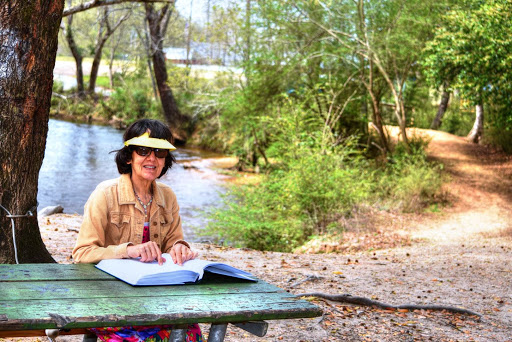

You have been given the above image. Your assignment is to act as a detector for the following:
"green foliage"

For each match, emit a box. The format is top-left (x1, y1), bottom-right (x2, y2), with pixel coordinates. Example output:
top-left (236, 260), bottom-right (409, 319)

top-left (440, 106), bottom-right (474, 136)
top-left (52, 79), bottom-right (64, 93)
top-left (483, 127), bottom-right (512, 154)
top-left (204, 100), bottom-right (443, 251)
top-left (422, 0), bottom-right (512, 104)
top-left (84, 75), bottom-right (112, 89)
top-left (205, 143), bottom-right (372, 252)
top-left (98, 77), bottom-right (162, 123)
top-left (378, 136), bottom-right (444, 213)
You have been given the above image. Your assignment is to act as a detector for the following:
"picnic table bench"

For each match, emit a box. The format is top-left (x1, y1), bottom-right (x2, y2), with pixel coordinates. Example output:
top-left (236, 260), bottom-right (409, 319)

top-left (0, 263), bottom-right (322, 341)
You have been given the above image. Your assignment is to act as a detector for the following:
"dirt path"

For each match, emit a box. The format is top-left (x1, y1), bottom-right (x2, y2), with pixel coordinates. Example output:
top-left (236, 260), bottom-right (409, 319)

top-left (3, 129), bottom-right (512, 342)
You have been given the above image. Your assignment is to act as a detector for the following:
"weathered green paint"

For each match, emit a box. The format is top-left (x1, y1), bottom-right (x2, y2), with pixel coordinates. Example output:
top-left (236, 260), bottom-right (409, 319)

top-left (0, 264), bottom-right (322, 333)
top-left (0, 264), bottom-right (107, 281)
top-left (1, 279), bottom-right (285, 300)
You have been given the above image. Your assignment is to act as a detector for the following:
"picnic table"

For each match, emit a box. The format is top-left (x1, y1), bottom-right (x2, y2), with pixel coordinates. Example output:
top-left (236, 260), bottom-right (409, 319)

top-left (0, 263), bottom-right (322, 341)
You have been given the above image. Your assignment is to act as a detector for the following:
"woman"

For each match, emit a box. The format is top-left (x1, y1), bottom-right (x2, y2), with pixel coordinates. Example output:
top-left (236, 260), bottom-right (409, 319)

top-left (73, 119), bottom-right (202, 342)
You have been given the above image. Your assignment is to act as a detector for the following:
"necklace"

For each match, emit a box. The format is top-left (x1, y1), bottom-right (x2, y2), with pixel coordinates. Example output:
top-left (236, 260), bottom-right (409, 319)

top-left (134, 192), bottom-right (153, 216)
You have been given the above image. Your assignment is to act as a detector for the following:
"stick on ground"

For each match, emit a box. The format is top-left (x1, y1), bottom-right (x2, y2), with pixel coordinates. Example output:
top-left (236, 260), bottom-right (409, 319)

top-left (297, 292), bottom-right (481, 317)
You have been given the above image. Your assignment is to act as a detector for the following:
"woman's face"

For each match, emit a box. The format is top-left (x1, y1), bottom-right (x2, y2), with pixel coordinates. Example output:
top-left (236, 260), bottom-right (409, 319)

top-left (128, 148), bottom-right (166, 183)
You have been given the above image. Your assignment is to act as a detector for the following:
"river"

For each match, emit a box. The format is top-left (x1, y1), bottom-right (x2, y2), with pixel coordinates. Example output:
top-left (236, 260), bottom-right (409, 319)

top-left (37, 119), bottom-right (227, 241)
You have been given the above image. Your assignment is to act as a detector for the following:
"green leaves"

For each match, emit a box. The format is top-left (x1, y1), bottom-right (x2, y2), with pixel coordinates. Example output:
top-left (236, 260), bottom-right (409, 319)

top-left (422, 0), bottom-right (512, 104)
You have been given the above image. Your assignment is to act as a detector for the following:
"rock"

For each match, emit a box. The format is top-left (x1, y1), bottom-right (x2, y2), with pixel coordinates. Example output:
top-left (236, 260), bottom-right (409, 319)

top-left (38, 205), bottom-right (64, 217)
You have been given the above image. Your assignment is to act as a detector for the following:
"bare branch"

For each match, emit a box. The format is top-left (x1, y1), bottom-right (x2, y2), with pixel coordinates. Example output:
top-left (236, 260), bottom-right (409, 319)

top-left (63, 0), bottom-right (171, 17)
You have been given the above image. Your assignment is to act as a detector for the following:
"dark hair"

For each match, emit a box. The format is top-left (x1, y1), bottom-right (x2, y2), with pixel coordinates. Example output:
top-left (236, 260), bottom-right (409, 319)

top-left (115, 119), bottom-right (177, 178)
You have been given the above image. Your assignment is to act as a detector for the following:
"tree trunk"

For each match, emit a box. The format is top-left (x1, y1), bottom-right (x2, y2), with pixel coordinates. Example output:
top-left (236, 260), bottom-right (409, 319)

top-left (467, 103), bottom-right (484, 143)
top-left (431, 87), bottom-right (451, 130)
top-left (88, 39), bottom-right (108, 95)
top-left (145, 3), bottom-right (188, 141)
top-left (0, 1), bottom-right (63, 264)
top-left (64, 1), bottom-right (85, 97)
top-left (244, 0), bottom-right (251, 84)
top-left (88, 7), bottom-right (130, 95)
top-left (369, 96), bottom-right (389, 154)
top-left (109, 47), bottom-right (115, 88)
top-left (366, 59), bottom-right (389, 155)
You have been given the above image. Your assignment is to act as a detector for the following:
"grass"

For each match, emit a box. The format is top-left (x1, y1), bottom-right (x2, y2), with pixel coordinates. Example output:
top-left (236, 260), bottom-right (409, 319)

top-left (83, 75), bottom-right (111, 89)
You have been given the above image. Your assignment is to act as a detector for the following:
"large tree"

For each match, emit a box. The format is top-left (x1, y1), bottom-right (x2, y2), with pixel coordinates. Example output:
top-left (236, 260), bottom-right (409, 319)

top-left (145, 2), bottom-right (189, 141)
top-left (0, 1), bottom-right (64, 264)
top-left (0, 0), bottom-right (172, 264)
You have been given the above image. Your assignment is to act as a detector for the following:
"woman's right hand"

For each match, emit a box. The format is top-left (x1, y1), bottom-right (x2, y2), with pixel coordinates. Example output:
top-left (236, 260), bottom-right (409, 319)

top-left (127, 241), bottom-right (166, 265)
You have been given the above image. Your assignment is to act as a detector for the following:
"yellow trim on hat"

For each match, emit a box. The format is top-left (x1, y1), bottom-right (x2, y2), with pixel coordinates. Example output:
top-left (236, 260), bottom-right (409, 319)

top-left (124, 132), bottom-right (176, 150)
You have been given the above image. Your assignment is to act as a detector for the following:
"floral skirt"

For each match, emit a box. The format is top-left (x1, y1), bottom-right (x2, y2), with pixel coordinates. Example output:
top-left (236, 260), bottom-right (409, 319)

top-left (90, 324), bottom-right (203, 342)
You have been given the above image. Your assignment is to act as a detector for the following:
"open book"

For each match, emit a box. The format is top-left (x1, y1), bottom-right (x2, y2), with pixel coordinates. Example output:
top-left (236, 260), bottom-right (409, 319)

top-left (95, 253), bottom-right (257, 286)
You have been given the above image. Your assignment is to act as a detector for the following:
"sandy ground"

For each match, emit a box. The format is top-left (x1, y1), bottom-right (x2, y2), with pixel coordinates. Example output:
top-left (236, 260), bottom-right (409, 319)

top-left (3, 128), bottom-right (512, 342)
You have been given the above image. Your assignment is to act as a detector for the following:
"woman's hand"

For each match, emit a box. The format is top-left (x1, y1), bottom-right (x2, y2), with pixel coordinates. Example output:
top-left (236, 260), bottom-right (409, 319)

top-left (171, 243), bottom-right (198, 265)
top-left (127, 241), bottom-right (166, 265)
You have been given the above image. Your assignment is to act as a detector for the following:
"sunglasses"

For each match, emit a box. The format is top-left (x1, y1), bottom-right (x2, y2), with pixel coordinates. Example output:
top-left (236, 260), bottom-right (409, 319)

top-left (133, 146), bottom-right (169, 158)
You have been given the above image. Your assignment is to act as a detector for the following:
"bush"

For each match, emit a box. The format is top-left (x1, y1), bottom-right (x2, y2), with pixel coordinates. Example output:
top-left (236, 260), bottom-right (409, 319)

top-left (377, 136), bottom-right (444, 212)
top-left (205, 146), bottom-right (373, 251)
top-left (204, 126), bottom-right (444, 251)
top-left (203, 99), bottom-right (377, 251)
top-left (98, 78), bottom-right (163, 123)
top-left (482, 126), bottom-right (512, 154)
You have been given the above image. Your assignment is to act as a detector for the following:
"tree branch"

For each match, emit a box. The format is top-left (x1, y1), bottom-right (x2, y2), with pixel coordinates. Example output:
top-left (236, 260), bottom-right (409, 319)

top-left (63, 0), bottom-right (171, 17)
top-left (297, 292), bottom-right (482, 317)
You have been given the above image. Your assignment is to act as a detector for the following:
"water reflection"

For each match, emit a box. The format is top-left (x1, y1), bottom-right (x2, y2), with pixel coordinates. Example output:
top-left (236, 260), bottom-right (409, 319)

top-left (38, 119), bottom-right (225, 240)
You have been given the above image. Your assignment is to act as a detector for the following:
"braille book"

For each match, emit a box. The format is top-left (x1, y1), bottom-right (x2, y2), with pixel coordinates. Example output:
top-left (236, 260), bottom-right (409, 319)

top-left (96, 254), bottom-right (257, 286)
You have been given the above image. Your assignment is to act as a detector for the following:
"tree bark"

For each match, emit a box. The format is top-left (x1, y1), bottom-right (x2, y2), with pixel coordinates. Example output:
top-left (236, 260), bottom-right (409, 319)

top-left (0, 1), bottom-right (63, 264)
top-left (467, 103), bottom-right (484, 143)
top-left (145, 3), bottom-right (188, 141)
top-left (431, 86), bottom-right (451, 130)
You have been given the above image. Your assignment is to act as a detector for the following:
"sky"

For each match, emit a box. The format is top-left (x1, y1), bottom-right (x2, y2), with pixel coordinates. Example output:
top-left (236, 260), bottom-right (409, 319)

top-left (175, 0), bottom-right (233, 24)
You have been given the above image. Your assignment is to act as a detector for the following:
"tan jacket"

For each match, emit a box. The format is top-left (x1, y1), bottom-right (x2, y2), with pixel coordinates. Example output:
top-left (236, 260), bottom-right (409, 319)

top-left (72, 173), bottom-right (186, 263)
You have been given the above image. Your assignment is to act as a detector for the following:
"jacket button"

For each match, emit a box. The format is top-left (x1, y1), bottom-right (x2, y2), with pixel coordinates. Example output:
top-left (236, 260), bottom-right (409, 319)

top-left (153, 234), bottom-right (159, 238)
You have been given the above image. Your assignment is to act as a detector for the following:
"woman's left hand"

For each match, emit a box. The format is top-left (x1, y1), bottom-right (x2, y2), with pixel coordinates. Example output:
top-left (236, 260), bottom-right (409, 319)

top-left (171, 243), bottom-right (198, 265)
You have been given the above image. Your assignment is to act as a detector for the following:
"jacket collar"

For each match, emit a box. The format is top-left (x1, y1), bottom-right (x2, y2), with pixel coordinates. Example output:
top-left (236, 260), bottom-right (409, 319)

top-left (118, 173), bottom-right (166, 208)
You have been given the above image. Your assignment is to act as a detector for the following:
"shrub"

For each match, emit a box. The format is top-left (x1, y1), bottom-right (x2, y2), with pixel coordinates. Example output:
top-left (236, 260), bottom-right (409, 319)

top-left (204, 142), bottom-right (377, 251)
top-left (203, 98), bottom-right (377, 251)
top-left (377, 136), bottom-right (444, 212)
top-left (204, 126), bottom-right (444, 251)
top-left (98, 78), bottom-right (162, 123)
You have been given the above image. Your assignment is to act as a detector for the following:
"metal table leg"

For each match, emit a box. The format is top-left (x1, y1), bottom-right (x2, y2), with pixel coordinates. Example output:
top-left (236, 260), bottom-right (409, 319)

top-left (170, 325), bottom-right (188, 342)
top-left (83, 332), bottom-right (98, 342)
top-left (233, 321), bottom-right (268, 337)
top-left (207, 323), bottom-right (228, 342)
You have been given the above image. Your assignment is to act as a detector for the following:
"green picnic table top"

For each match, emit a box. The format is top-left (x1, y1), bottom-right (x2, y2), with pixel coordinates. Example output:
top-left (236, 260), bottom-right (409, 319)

top-left (0, 263), bottom-right (321, 336)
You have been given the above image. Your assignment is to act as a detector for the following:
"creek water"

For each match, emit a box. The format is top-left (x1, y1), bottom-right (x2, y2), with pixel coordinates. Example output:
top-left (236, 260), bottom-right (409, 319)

top-left (37, 119), bottom-right (227, 241)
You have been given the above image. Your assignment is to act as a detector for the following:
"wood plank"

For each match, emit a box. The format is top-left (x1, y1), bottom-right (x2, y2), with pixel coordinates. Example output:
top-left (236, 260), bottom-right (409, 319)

top-left (0, 328), bottom-right (89, 338)
top-left (0, 264), bottom-right (108, 282)
top-left (0, 279), bottom-right (284, 301)
top-left (0, 293), bottom-right (321, 330)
